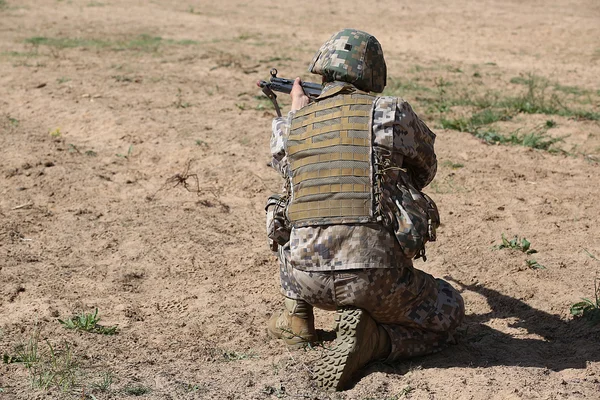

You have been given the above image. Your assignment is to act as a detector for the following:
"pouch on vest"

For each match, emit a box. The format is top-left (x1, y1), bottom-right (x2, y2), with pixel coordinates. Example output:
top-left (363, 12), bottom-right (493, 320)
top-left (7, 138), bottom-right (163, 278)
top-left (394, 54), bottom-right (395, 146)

top-left (265, 195), bottom-right (290, 251)
top-left (384, 170), bottom-right (439, 260)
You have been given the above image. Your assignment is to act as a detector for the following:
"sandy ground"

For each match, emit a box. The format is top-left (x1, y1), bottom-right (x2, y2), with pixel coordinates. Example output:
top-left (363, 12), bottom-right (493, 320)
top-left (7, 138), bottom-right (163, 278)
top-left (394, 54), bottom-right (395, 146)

top-left (1, 0), bottom-right (599, 399)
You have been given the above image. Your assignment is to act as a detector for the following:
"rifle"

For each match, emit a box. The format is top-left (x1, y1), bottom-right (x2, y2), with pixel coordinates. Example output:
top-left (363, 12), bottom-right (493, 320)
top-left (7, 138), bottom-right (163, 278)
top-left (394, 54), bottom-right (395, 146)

top-left (256, 68), bottom-right (322, 117)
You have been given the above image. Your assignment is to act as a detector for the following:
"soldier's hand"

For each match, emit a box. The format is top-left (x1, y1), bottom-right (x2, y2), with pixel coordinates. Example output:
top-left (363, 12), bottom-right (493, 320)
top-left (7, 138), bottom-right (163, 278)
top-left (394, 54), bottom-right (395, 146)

top-left (290, 77), bottom-right (309, 112)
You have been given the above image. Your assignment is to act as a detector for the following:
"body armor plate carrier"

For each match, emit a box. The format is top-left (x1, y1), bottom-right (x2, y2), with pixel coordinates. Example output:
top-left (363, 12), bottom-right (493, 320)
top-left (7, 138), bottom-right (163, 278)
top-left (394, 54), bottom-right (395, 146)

top-left (286, 85), bottom-right (376, 227)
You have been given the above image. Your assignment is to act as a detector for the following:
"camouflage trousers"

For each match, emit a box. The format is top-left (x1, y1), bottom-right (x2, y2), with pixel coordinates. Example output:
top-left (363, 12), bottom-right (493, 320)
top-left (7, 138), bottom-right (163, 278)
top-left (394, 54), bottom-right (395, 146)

top-left (278, 247), bottom-right (465, 361)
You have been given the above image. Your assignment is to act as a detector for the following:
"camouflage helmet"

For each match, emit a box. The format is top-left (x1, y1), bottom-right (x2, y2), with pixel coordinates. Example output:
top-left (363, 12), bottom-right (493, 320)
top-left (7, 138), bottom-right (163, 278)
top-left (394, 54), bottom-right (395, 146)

top-left (308, 29), bottom-right (387, 93)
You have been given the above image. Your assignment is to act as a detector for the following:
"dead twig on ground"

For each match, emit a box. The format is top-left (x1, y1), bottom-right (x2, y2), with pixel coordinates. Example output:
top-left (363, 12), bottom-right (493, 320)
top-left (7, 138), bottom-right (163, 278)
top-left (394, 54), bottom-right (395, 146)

top-left (12, 202), bottom-right (33, 210)
top-left (147, 159), bottom-right (219, 201)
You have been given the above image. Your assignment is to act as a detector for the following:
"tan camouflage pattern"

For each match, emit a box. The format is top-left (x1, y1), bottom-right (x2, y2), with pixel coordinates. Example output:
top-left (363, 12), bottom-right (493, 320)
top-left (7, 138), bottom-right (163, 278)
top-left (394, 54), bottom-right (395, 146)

top-left (372, 96), bottom-right (437, 190)
top-left (270, 114), bottom-right (292, 178)
top-left (266, 195), bottom-right (290, 251)
top-left (277, 246), bottom-right (464, 359)
top-left (308, 29), bottom-right (387, 93)
top-left (287, 223), bottom-right (408, 272)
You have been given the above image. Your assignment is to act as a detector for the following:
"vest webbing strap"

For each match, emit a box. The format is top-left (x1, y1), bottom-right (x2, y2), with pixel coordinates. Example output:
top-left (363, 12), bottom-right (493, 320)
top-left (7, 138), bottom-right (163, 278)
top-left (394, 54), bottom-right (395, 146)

top-left (294, 183), bottom-right (370, 199)
top-left (287, 130), bottom-right (370, 155)
top-left (292, 167), bottom-right (370, 184)
top-left (288, 199), bottom-right (370, 221)
top-left (291, 152), bottom-right (370, 168)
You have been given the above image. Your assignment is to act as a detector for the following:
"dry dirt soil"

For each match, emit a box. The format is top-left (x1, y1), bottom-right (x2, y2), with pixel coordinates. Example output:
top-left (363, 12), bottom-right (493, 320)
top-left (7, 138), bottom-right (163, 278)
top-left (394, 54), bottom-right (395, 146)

top-left (1, 0), bottom-right (600, 399)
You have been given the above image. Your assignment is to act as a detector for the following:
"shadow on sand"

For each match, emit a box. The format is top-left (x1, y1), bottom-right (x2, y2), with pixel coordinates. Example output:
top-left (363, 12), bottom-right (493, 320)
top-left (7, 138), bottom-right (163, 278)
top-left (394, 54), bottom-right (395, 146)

top-left (371, 280), bottom-right (600, 375)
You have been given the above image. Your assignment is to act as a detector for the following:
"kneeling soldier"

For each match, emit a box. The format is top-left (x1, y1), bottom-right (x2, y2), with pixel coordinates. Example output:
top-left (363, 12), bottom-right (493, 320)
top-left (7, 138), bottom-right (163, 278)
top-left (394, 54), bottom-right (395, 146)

top-left (265, 29), bottom-right (465, 391)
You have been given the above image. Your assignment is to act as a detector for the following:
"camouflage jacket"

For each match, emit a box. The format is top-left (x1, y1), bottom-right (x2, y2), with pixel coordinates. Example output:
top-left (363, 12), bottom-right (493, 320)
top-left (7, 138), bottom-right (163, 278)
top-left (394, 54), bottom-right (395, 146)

top-left (270, 82), bottom-right (437, 271)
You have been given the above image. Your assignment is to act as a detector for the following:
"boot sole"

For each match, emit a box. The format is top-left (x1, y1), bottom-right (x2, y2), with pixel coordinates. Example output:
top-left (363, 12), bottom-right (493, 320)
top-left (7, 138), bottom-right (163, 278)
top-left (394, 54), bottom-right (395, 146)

top-left (313, 307), bottom-right (367, 391)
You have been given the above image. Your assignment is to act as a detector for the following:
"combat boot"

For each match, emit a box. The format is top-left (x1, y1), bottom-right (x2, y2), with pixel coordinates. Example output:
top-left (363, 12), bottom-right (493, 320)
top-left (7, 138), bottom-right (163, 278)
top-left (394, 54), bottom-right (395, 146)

top-left (313, 307), bottom-right (391, 391)
top-left (267, 298), bottom-right (317, 348)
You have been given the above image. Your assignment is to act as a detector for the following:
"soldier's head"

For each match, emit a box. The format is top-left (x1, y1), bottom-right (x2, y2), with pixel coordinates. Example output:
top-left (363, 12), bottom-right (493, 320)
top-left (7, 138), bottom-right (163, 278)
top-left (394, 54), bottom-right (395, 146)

top-left (308, 29), bottom-right (387, 93)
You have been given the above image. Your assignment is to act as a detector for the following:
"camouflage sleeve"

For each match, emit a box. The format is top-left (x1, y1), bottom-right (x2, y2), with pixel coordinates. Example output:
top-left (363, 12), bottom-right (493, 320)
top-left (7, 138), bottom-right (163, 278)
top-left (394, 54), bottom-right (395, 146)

top-left (372, 96), bottom-right (437, 189)
top-left (270, 111), bottom-right (295, 177)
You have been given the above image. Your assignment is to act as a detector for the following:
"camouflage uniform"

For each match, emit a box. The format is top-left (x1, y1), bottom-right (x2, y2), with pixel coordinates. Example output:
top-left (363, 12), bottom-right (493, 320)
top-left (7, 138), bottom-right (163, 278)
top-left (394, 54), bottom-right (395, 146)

top-left (267, 29), bottom-right (464, 363)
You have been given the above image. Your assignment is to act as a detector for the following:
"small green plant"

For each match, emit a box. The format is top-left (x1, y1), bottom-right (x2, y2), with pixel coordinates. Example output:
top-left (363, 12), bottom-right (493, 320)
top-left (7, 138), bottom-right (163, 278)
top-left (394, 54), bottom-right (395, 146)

top-left (221, 350), bottom-right (256, 362)
top-left (495, 234), bottom-right (537, 254)
top-left (174, 88), bottom-right (191, 108)
top-left (570, 278), bottom-right (600, 326)
top-left (185, 383), bottom-right (202, 393)
top-left (441, 160), bottom-right (464, 169)
top-left (49, 127), bottom-right (62, 137)
top-left (116, 145), bottom-right (134, 160)
top-left (584, 249), bottom-right (599, 261)
top-left (123, 385), bottom-right (151, 396)
top-left (91, 371), bottom-right (113, 392)
top-left (57, 77), bottom-right (70, 84)
top-left (68, 143), bottom-right (81, 154)
top-left (85, 150), bottom-right (97, 157)
top-left (58, 308), bottom-right (118, 335)
top-left (526, 259), bottom-right (546, 270)
top-left (398, 385), bottom-right (415, 397)
top-left (3, 332), bottom-right (40, 367)
top-left (6, 116), bottom-right (19, 127)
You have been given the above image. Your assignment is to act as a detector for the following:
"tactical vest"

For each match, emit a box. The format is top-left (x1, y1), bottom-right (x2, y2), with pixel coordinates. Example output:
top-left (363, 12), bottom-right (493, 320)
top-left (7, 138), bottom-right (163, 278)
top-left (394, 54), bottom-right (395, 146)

top-left (286, 85), bottom-right (377, 227)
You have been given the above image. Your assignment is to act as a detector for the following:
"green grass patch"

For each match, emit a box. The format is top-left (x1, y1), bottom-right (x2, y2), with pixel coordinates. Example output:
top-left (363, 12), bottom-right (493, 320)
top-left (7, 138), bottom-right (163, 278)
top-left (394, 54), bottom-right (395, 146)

top-left (1, 50), bottom-right (38, 58)
top-left (411, 71), bottom-right (598, 146)
top-left (384, 66), bottom-right (598, 155)
top-left (25, 36), bottom-right (110, 49)
top-left (58, 308), bottom-right (118, 335)
top-left (258, 56), bottom-right (293, 63)
top-left (500, 74), bottom-right (599, 120)
top-left (383, 77), bottom-right (432, 96)
top-left (3, 332), bottom-right (79, 392)
top-left (24, 34), bottom-right (199, 52)
top-left (441, 108), bottom-right (512, 132)
top-left (474, 126), bottom-right (565, 151)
